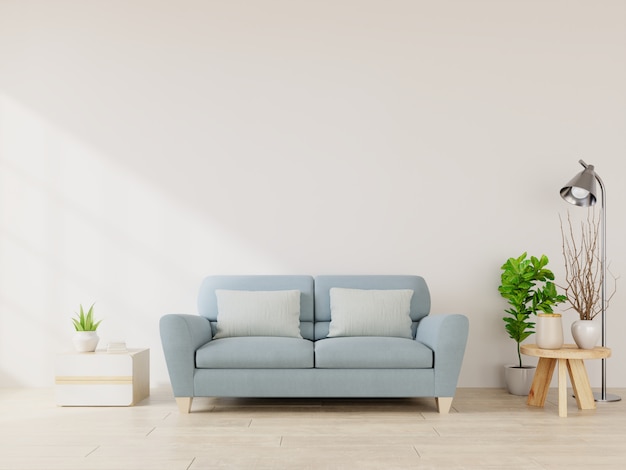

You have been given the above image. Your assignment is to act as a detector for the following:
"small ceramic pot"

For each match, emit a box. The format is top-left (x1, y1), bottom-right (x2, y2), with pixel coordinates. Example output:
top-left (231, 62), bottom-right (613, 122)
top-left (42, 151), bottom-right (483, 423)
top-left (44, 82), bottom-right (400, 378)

top-left (571, 319), bottom-right (601, 349)
top-left (536, 314), bottom-right (564, 349)
top-left (72, 331), bottom-right (99, 352)
top-left (504, 365), bottom-right (535, 396)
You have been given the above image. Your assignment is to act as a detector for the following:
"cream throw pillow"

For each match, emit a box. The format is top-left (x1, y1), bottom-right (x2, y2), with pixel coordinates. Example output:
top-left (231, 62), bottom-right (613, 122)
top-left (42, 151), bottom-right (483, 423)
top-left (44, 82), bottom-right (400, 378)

top-left (328, 288), bottom-right (414, 338)
top-left (213, 289), bottom-right (302, 338)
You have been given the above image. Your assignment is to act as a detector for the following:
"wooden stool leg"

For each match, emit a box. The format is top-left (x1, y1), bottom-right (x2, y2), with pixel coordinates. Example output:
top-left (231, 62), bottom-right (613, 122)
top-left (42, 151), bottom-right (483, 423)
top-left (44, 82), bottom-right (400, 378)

top-left (528, 357), bottom-right (556, 407)
top-left (567, 359), bottom-right (596, 410)
top-left (558, 358), bottom-right (568, 417)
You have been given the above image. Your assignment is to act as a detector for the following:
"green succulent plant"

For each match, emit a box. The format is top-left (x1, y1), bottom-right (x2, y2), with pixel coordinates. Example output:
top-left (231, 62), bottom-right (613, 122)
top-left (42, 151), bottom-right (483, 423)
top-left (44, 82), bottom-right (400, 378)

top-left (71, 304), bottom-right (102, 331)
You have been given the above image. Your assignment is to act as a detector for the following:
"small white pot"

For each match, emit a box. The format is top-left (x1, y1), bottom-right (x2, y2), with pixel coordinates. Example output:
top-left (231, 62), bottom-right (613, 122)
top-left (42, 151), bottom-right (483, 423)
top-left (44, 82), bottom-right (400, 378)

top-left (536, 314), bottom-right (564, 349)
top-left (504, 365), bottom-right (535, 396)
top-left (571, 319), bottom-right (601, 349)
top-left (72, 331), bottom-right (99, 352)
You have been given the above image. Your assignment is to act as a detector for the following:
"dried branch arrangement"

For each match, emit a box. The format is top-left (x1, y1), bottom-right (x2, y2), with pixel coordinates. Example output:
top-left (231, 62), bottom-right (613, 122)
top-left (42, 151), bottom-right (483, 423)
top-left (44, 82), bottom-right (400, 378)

top-left (559, 209), bottom-right (616, 320)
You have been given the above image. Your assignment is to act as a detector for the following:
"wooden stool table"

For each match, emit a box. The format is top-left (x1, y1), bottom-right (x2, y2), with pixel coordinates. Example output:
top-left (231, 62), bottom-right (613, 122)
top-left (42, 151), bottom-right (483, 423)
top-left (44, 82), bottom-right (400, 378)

top-left (520, 344), bottom-right (610, 417)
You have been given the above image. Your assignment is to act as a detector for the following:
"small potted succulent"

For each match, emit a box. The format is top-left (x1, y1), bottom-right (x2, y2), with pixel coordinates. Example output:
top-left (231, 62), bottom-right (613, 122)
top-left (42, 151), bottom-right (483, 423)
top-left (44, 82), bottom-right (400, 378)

top-left (71, 304), bottom-right (102, 352)
top-left (499, 253), bottom-right (566, 394)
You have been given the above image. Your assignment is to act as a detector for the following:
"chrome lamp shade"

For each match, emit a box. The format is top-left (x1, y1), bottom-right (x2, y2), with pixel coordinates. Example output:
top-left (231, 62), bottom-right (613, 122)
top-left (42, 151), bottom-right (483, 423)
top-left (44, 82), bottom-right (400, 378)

top-left (560, 163), bottom-right (598, 207)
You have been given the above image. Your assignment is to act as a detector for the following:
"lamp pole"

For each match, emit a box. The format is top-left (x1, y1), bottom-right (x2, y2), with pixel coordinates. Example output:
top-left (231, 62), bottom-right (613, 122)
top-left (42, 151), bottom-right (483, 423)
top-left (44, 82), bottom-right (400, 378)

top-left (595, 170), bottom-right (612, 402)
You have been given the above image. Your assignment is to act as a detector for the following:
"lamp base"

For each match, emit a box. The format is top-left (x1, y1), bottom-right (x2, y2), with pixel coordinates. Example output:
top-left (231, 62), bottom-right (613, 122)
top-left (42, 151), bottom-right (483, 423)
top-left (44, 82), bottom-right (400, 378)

top-left (594, 392), bottom-right (621, 402)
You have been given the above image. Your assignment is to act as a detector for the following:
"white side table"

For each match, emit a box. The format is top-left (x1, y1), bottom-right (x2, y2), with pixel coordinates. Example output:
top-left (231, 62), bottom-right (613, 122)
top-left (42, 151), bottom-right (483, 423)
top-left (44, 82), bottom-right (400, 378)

top-left (55, 348), bottom-right (150, 406)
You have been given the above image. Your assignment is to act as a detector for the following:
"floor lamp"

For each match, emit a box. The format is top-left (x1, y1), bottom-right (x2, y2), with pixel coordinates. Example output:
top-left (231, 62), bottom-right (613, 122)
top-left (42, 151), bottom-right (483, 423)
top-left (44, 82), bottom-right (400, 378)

top-left (560, 159), bottom-right (620, 402)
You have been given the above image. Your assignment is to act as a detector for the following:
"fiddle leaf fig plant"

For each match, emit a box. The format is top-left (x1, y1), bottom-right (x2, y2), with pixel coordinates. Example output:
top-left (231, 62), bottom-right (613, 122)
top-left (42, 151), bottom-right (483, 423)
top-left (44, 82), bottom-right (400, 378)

top-left (499, 253), bottom-right (566, 367)
top-left (71, 303), bottom-right (102, 331)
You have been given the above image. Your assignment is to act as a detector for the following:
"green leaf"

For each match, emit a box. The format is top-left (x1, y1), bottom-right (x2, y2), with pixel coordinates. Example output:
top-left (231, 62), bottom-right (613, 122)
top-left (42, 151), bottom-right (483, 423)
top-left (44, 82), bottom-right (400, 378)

top-left (72, 303), bottom-right (101, 331)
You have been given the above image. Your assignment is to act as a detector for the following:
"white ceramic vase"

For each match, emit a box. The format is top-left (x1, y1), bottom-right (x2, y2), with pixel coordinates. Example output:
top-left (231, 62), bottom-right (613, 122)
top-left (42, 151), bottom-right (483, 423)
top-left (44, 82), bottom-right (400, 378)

top-left (535, 314), bottom-right (564, 349)
top-left (73, 331), bottom-right (99, 352)
top-left (571, 319), bottom-right (601, 349)
top-left (504, 365), bottom-right (535, 396)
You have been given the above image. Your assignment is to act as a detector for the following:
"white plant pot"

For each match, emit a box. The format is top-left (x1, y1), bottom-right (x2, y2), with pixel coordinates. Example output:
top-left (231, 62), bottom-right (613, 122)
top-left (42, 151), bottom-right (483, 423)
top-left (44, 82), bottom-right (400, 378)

top-left (504, 365), bottom-right (535, 396)
top-left (73, 331), bottom-right (99, 352)
top-left (571, 319), bottom-right (601, 349)
top-left (536, 314), bottom-right (564, 349)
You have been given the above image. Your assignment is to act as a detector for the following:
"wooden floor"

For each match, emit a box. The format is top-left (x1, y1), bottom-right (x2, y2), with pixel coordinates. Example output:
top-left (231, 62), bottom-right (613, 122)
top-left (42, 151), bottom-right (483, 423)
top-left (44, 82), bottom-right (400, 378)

top-left (1, 387), bottom-right (625, 469)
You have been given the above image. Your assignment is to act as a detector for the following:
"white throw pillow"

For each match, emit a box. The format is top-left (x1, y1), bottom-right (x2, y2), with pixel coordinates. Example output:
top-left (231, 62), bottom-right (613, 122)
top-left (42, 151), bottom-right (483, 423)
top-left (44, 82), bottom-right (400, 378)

top-left (213, 289), bottom-right (302, 338)
top-left (328, 288), bottom-right (414, 338)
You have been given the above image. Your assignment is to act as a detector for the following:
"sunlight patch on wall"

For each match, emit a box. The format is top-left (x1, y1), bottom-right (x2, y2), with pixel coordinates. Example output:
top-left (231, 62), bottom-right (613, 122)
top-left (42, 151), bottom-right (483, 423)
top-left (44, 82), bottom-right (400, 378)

top-left (0, 94), bottom-right (284, 386)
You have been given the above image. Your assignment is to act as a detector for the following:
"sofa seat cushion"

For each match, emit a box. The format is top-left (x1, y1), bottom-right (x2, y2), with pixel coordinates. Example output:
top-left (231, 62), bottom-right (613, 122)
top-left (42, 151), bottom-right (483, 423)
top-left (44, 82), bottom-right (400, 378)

top-left (196, 337), bottom-right (314, 369)
top-left (314, 337), bottom-right (433, 369)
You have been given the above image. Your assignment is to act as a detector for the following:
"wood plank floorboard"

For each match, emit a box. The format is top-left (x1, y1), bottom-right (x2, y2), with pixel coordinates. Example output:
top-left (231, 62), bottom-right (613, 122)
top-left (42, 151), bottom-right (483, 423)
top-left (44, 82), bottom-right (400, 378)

top-left (0, 387), bottom-right (625, 469)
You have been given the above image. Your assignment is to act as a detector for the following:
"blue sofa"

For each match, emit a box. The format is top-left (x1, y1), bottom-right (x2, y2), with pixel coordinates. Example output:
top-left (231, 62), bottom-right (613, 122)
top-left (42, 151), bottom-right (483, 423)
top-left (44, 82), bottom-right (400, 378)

top-left (160, 275), bottom-right (469, 413)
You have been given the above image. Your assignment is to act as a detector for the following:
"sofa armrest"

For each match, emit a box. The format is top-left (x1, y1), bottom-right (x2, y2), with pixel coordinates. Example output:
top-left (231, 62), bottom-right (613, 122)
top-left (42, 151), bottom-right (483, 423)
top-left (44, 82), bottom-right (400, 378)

top-left (159, 314), bottom-right (213, 397)
top-left (415, 314), bottom-right (469, 397)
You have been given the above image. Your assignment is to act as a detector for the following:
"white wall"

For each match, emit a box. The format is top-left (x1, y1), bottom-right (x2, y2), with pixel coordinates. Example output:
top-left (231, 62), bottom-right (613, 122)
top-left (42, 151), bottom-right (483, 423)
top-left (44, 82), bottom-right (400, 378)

top-left (1, 0), bottom-right (625, 389)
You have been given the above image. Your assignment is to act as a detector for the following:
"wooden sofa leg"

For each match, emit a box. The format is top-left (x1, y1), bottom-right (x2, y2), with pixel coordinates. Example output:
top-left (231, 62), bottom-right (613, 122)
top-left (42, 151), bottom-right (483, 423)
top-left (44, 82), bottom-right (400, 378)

top-left (436, 397), bottom-right (453, 414)
top-left (176, 397), bottom-right (193, 414)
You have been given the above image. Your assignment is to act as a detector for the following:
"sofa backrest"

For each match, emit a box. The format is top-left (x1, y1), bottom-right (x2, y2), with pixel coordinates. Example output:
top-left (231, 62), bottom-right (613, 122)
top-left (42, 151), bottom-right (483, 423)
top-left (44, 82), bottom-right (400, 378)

top-left (314, 275), bottom-right (431, 340)
top-left (197, 274), bottom-right (430, 341)
top-left (198, 275), bottom-right (316, 340)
